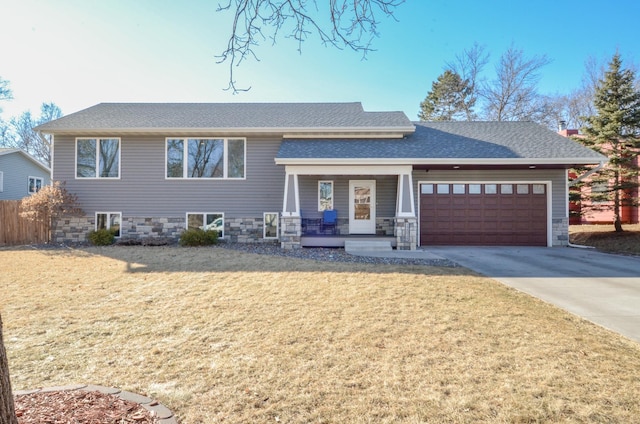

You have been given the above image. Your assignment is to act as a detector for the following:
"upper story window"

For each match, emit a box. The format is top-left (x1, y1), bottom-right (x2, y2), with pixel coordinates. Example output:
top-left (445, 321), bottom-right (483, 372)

top-left (28, 176), bottom-right (43, 194)
top-left (76, 138), bottom-right (120, 178)
top-left (166, 138), bottom-right (245, 179)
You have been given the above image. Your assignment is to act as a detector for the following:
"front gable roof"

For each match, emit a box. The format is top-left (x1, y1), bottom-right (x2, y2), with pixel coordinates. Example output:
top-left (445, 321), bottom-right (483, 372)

top-left (276, 121), bottom-right (608, 167)
top-left (0, 148), bottom-right (50, 172)
top-left (34, 102), bottom-right (415, 136)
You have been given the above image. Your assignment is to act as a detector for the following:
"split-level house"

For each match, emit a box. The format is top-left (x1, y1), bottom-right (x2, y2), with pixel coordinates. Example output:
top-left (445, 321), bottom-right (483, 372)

top-left (0, 148), bottom-right (51, 200)
top-left (35, 102), bottom-right (606, 249)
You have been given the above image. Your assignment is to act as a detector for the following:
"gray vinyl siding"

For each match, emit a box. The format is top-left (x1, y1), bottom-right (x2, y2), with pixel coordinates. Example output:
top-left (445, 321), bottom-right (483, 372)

top-left (0, 154), bottom-right (51, 200)
top-left (52, 135), bottom-right (285, 217)
top-left (298, 175), bottom-right (397, 219)
top-left (412, 169), bottom-right (568, 218)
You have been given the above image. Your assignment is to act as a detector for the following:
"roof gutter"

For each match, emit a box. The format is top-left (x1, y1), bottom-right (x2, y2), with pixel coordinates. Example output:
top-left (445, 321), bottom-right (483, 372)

top-left (275, 157), bottom-right (609, 166)
top-left (568, 160), bottom-right (607, 186)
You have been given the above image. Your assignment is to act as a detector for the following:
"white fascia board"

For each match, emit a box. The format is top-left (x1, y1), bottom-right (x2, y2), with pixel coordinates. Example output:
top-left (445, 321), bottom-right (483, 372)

top-left (38, 126), bottom-right (415, 137)
top-left (282, 131), bottom-right (412, 139)
top-left (275, 157), bottom-right (608, 166)
top-left (284, 164), bottom-right (413, 176)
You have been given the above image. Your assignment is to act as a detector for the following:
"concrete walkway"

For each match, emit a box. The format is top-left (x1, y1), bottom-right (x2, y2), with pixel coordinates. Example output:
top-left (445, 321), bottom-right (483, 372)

top-left (349, 246), bottom-right (640, 343)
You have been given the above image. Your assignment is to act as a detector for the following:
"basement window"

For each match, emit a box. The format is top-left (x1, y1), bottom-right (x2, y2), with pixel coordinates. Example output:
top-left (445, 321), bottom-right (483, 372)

top-left (96, 212), bottom-right (121, 237)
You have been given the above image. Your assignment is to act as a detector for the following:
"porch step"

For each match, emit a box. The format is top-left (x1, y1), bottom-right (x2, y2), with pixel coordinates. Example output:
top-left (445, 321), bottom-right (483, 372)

top-left (344, 240), bottom-right (393, 253)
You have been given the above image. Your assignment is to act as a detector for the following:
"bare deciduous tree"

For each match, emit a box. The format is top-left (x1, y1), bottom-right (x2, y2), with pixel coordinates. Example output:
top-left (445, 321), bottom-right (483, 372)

top-left (0, 77), bottom-right (11, 105)
top-left (215, 0), bottom-right (403, 93)
top-left (445, 42), bottom-right (489, 120)
top-left (3, 102), bottom-right (62, 167)
top-left (481, 45), bottom-right (551, 121)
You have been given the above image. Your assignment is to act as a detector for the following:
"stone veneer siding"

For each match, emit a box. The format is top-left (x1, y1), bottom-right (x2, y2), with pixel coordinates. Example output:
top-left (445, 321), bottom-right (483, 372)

top-left (53, 216), bottom-right (94, 244)
top-left (280, 216), bottom-right (302, 249)
top-left (53, 215), bottom-right (276, 244)
top-left (552, 217), bottom-right (569, 246)
top-left (395, 217), bottom-right (417, 250)
top-left (226, 217), bottom-right (278, 243)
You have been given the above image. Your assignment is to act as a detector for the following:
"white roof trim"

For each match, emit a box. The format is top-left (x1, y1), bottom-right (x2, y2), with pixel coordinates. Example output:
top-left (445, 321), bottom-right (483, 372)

top-left (275, 157), bottom-right (607, 166)
top-left (285, 164), bottom-right (413, 175)
top-left (37, 126), bottom-right (416, 136)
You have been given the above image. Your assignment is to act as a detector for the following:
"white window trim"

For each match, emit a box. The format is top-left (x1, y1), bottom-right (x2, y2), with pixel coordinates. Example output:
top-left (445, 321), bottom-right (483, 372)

top-left (318, 180), bottom-right (334, 211)
top-left (0, 171), bottom-right (3, 192)
top-left (28, 176), bottom-right (44, 194)
top-left (263, 212), bottom-right (279, 239)
top-left (75, 137), bottom-right (122, 179)
top-left (165, 138), bottom-right (246, 180)
top-left (186, 212), bottom-right (225, 238)
top-left (95, 212), bottom-right (122, 238)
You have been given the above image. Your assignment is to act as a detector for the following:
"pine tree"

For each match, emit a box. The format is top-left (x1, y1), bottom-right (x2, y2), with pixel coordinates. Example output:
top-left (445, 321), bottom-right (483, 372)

top-left (419, 70), bottom-right (473, 121)
top-left (582, 53), bottom-right (640, 232)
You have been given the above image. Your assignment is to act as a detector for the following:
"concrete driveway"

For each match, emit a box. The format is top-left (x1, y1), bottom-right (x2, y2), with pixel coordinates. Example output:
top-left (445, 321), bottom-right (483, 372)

top-left (427, 246), bottom-right (640, 343)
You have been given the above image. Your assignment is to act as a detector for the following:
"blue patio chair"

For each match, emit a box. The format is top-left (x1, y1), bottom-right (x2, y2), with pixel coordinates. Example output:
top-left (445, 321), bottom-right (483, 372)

top-left (322, 209), bottom-right (338, 235)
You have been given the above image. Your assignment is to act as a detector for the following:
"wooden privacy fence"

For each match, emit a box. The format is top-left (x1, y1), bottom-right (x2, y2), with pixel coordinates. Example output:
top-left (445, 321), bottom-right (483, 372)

top-left (0, 200), bottom-right (50, 246)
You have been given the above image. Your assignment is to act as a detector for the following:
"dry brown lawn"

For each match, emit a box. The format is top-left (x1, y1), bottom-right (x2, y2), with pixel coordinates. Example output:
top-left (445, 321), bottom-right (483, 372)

top-left (1, 245), bottom-right (640, 423)
top-left (570, 224), bottom-right (640, 256)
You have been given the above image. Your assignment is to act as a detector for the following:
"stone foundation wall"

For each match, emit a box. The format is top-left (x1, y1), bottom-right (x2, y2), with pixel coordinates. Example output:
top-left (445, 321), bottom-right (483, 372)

top-left (123, 217), bottom-right (184, 239)
top-left (226, 217), bottom-right (277, 243)
top-left (54, 215), bottom-right (276, 245)
top-left (377, 217), bottom-right (395, 236)
top-left (53, 216), bottom-right (94, 244)
top-left (552, 217), bottom-right (569, 246)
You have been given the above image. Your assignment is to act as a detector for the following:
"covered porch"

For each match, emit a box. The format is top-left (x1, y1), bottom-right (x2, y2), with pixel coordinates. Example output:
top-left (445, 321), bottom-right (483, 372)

top-left (279, 165), bottom-right (418, 250)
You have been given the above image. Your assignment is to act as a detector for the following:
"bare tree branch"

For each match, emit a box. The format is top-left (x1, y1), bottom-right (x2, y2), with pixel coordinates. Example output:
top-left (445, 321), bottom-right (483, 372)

top-left (445, 43), bottom-right (489, 120)
top-left (481, 45), bottom-right (551, 121)
top-left (216, 0), bottom-right (402, 93)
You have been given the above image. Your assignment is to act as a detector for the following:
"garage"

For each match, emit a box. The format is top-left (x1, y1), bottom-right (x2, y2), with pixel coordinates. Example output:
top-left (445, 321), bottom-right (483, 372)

top-left (420, 182), bottom-right (548, 246)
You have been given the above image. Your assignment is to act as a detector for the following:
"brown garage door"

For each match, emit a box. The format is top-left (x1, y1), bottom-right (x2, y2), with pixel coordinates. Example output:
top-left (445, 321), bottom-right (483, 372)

top-left (420, 183), bottom-right (547, 246)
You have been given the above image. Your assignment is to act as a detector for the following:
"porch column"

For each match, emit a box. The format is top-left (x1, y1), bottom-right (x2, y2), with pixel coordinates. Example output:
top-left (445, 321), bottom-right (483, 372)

top-left (396, 173), bottom-right (417, 250)
top-left (281, 173), bottom-right (301, 249)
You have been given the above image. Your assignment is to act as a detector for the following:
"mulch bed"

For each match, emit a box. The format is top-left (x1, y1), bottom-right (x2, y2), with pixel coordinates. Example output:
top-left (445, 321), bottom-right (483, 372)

top-left (14, 390), bottom-right (158, 423)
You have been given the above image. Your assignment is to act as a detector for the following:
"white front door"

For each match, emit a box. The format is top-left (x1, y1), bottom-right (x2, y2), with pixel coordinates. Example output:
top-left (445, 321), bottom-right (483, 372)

top-left (349, 180), bottom-right (376, 234)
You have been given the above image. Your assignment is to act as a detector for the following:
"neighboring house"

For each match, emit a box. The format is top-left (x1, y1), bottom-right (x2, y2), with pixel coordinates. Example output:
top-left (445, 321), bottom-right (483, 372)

top-left (35, 102), bottom-right (606, 249)
top-left (558, 126), bottom-right (639, 225)
top-left (0, 148), bottom-right (51, 200)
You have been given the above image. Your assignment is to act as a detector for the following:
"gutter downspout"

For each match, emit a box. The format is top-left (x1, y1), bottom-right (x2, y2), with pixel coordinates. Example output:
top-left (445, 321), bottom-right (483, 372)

top-left (568, 160), bottom-right (607, 187)
top-left (567, 160), bottom-right (607, 249)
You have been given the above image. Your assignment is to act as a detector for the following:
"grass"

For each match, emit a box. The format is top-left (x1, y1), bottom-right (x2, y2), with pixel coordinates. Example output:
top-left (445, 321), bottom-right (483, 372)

top-left (2, 245), bottom-right (640, 423)
top-left (570, 223), bottom-right (640, 255)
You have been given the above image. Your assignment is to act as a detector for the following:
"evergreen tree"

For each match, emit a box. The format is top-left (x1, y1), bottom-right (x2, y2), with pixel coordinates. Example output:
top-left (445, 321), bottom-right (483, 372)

top-left (582, 53), bottom-right (640, 232)
top-left (419, 70), bottom-right (473, 121)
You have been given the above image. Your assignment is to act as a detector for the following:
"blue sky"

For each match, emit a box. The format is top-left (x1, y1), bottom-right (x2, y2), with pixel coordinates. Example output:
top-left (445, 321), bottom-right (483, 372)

top-left (1, 0), bottom-right (638, 121)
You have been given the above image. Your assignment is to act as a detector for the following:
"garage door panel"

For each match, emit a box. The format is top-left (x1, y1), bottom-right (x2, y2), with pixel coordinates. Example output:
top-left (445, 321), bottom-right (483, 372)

top-left (421, 183), bottom-right (547, 246)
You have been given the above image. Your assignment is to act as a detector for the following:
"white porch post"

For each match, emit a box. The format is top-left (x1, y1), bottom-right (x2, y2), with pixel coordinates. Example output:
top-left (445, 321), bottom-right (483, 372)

top-left (396, 173), bottom-right (417, 250)
top-left (281, 173), bottom-right (302, 249)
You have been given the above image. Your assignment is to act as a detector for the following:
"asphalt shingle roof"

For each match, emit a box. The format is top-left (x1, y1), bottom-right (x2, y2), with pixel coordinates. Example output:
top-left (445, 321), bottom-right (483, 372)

top-left (35, 102), bottom-right (413, 132)
top-left (276, 121), bottom-right (606, 164)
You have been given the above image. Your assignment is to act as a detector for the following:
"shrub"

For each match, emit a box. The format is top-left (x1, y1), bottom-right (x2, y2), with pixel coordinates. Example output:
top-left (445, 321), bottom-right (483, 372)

top-left (88, 228), bottom-right (116, 246)
top-left (179, 228), bottom-right (219, 246)
top-left (20, 181), bottom-right (83, 222)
